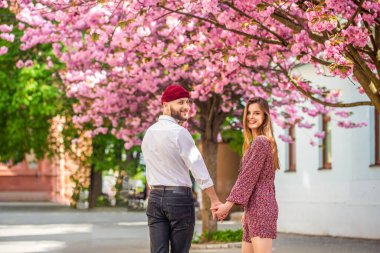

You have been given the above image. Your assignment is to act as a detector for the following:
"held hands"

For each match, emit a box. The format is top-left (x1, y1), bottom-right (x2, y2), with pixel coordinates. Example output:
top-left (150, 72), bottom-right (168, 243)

top-left (210, 200), bottom-right (222, 220)
top-left (210, 201), bottom-right (234, 222)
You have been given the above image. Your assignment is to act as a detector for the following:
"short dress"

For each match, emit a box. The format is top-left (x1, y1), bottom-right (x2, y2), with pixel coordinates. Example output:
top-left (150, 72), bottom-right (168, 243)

top-left (226, 136), bottom-right (278, 242)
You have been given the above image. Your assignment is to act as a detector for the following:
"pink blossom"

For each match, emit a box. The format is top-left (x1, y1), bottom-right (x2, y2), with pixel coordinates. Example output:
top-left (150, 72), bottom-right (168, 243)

top-left (279, 134), bottom-right (293, 143)
top-left (0, 46), bottom-right (8, 55)
top-left (0, 1), bottom-right (8, 8)
top-left (307, 6), bottom-right (338, 33)
top-left (341, 26), bottom-right (369, 48)
top-left (201, 0), bottom-right (219, 14)
top-left (260, 6), bottom-right (275, 18)
top-left (0, 24), bottom-right (12, 33)
top-left (3, 0), bottom-right (372, 148)
top-left (314, 131), bottom-right (326, 139)
top-left (16, 60), bottom-right (24, 68)
top-left (124, 142), bottom-right (133, 150)
top-left (307, 109), bottom-right (319, 117)
top-left (46, 56), bottom-right (54, 69)
top-left (310, 140), bottom-right (318, 147)
top-left (298, 122), bottom-right (313, 129)
top-left (54, 10), bottom-right (66, 22)
top-left (24, 60), bottom-right (34, 68)
top-left (18, 23), bottom-right (25, 30)
top-left (299, 54), bottom-right (311, 64)
top-left (0, 33), bottom-right (15, 42)
top-left (86, 6), bottom-right (110, 28)
top-left (137, 26), bottom-right (151, 37)
top-left (338, 121), bottom-right (368, 128)
top-left (183, 44), bottom-right (198, 55)
top-left (226, 55), bottom-right (239, 73)
top-left (335, 111), bottom-right (351, 118)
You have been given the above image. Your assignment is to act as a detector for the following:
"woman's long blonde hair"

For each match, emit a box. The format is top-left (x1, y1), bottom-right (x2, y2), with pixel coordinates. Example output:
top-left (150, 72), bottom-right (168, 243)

top-left (242, 97), bottom-right (280, 170)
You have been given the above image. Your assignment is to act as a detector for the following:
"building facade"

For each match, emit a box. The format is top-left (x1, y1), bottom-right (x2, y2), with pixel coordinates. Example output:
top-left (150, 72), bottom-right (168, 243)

top-left (0, 153), bottom-right (79, 205)
top-left (275, 65), bottom-right (380, 239)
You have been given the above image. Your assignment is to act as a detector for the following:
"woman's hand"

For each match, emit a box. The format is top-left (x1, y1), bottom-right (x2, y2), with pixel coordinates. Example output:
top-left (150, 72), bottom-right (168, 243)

top-left (215, 201), bottom-right (234, 222)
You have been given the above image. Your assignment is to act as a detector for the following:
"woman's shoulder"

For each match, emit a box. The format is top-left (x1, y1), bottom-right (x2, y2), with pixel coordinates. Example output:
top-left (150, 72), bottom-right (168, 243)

top-left (251, 135), bottom-right (271, 151)
top-left (254, 135), bottom-right (270, 145)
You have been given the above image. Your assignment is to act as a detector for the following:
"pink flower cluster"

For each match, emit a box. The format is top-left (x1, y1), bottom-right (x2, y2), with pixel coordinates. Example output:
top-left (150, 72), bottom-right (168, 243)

top-left (0, 46), bottom-right (8, 55)
top-left (337, 121), bottom-right (368, 128)
top-left (307, 5), bottom-right (338, 32)
top-left (279, 134), bottom-right (293, 144)
top-left (0, 0), bottom-right (374, 149)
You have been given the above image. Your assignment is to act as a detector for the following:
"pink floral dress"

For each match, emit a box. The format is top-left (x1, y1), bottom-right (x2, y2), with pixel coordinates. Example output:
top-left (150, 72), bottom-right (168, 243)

top-left (226, 136), bottom-right (278, 241)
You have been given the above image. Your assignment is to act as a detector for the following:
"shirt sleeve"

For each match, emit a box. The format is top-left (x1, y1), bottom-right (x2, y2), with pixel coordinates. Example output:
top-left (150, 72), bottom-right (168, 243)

top-left (226, 136), bottom-right (270, 207)
top-left (177, 128), bottom-right (214, 190)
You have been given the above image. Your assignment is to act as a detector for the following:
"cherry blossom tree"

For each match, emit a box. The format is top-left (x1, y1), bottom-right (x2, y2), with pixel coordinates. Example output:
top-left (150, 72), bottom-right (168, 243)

top-left (1, 0), bottom-right (377, 235)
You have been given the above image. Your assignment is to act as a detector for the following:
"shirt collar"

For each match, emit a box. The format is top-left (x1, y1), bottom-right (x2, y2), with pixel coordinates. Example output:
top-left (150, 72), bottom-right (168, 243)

top-left (159, 115), bottom-right (178, 124)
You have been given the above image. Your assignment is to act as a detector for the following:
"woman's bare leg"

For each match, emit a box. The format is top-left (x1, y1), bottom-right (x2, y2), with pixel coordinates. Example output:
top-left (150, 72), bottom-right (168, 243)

top-left (251, 237), bottom-right (272, 253)
top-left (242, 241), bottom-right (254, 253)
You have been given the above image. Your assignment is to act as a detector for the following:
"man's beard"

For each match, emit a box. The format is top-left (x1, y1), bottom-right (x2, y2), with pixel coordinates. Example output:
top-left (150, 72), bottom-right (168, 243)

top-left (170, 107), bottom-right (188, 122)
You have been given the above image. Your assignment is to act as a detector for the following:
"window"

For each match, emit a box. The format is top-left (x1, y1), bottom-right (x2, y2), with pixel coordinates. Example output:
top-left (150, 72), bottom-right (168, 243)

top-left (374, 109), bottom-right (380, 165)
top-left (321, 115), bottom-right (332, 169)
top-left (288, 126), bottom-right (296, 172)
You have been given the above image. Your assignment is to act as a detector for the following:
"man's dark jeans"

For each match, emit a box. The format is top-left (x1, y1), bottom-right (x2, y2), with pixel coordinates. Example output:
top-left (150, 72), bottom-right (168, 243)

top-left (146, 188), bottom-right (195, 253)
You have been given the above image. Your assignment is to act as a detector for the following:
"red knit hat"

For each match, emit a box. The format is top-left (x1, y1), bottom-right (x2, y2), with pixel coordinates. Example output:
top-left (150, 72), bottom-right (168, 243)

top-left (161, 85), bottom-right (190, 104)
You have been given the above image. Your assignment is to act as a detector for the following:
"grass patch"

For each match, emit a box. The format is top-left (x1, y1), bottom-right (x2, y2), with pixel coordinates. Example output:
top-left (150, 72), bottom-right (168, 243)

top-left (193, 229), bottom-right (243, 243)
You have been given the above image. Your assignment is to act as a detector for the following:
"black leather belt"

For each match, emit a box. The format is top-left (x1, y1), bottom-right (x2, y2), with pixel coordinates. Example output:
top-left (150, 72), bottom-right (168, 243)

top-left (150, 186), bottom-right (191, 192)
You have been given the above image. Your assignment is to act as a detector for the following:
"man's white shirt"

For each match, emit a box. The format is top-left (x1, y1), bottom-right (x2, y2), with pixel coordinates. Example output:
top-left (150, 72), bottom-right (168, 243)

top-left (141, 115), bottom-right (214, 190)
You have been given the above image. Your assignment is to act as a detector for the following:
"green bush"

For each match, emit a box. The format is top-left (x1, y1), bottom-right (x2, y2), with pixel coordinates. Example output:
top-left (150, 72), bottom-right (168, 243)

top-left (193, 229), bottom-right (243, 243)
top-left (95, 195), bottom-right (111, 207)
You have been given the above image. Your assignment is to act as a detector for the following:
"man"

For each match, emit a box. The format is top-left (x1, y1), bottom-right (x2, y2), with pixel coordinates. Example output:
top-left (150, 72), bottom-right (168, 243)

top-left (142, 84), bottom-right (221, 253)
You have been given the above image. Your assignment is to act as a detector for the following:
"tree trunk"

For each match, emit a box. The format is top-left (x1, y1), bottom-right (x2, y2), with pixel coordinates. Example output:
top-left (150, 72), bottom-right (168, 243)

top-left (345, 45), bottom-right (380, 111)
top-left (352, 65), bottom-right (380, 111)
top-left (88, 165), bottom-right (102, 208)
top-left (200, 138), bottom-right (218, 239)
top-left (88, 136), bottom-right (105, 208)
top-left (114, 140), bottom-right (125, 206)
top-left (195, 94), bottom-right (227, 239)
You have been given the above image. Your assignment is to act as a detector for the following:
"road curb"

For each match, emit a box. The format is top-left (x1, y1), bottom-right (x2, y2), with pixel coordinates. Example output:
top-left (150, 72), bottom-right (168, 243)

top-left (191, 242), bottom-right (242, 249)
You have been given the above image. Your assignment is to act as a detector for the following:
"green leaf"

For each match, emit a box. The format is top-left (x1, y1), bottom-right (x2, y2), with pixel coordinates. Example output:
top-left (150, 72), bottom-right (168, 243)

top-left (118, 19), bottom-right (135, 29)
top-left (91, 33), bottom-right (100, 42)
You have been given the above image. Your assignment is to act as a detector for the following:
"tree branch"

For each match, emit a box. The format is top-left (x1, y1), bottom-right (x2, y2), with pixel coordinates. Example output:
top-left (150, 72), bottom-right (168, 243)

top-left (157, 4), bottom-right (284, 45)
top-left (239, 63), bottom-right (282, 73)
top-left (363, 20), bottom-right (378, 52)
top-left (344, 0), bottom-right (364, 29)
top-left (208, 96), bottom-right (217, 121)
top-left (311, 56), bottom-right (332, 66)
top-left (268, 6), bottom-right (327, 44)
top-left (188, 118), bottom-right (205, 132)
top-left (279, 65), bottom-right (372, 107)
top-left (220, 1), bottom-right (288, 46)
top-left (347, 45), bottom-right (380, 90)
top-left (352, 65), bottom-right (380, 110)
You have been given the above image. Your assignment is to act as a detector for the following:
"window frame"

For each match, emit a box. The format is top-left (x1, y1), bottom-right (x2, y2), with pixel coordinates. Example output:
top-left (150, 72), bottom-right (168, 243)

top-left (288, 125), bottom-right (297, 172)
top-left (375, 110), bottom-right (380, 165)
top-left (320, 115), bottom-right (332, 170)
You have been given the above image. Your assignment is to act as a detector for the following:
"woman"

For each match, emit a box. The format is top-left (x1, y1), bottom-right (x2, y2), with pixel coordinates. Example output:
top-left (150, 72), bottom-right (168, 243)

top-left (215, 97), bottom-right (279, 253)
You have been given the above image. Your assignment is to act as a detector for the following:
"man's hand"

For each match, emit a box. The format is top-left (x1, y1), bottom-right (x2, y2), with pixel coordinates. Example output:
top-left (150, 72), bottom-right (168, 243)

top-left (203, 186), bottom-right (222, 220)
top-left (210, 201), bottom-right (222, 220)
top-left (215, 201), bottom-right (234, 222)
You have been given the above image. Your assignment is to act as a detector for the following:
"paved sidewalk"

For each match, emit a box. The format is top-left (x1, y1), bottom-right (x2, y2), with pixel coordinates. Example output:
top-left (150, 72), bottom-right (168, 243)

top-left (0, 202), bottom-right (379, 253)
top-left (191, 233), bottom-right (380, 253)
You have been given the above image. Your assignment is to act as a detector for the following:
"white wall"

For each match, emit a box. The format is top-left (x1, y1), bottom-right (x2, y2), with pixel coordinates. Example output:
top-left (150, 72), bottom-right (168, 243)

top-left (274, 65), bottom-right (380, 239)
